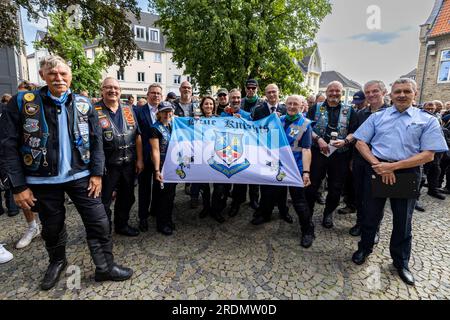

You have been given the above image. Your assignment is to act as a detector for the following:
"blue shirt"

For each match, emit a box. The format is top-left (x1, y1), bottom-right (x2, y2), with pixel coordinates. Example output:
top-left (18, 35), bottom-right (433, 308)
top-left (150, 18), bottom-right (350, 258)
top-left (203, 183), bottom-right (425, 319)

top-left (107, 105), bottom-right (124, 133)
top-left (353, 106), bottom-right (448, 161)
top-left (27, 97), bottom-right (90, 185)
top-left (220, 109), bottom-right (252, 120)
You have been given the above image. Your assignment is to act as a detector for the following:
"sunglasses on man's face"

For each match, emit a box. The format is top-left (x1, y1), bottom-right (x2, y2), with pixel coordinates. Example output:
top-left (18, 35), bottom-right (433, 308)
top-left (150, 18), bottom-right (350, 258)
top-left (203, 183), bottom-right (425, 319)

top-left (246, 87), bottom-right (257, 91)
top-left (218, 93), bottom-right (227, 97)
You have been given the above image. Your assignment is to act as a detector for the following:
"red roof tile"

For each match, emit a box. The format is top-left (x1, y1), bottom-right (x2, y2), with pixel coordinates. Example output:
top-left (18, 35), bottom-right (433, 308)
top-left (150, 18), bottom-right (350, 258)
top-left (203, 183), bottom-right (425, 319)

top-left (430, 0), bottom-right (450, 37)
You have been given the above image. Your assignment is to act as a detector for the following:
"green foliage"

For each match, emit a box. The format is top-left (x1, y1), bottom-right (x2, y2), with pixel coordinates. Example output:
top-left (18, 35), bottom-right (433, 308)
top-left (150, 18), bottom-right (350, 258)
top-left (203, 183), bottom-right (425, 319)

top-left (1, 0), bottom-right (141, 67)
top-left (155, 0), bottom-right (332, 95)
top-left (35, 11), bottom-right (109, 95)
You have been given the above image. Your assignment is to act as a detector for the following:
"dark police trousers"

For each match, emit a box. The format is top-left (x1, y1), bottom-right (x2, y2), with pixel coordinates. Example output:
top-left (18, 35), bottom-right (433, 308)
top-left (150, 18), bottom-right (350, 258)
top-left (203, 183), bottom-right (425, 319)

top-left (211, 183), bottom-right (231, 213)
top-left (138, 159), bottom-right (157, 221)
top-left (359, 166), bottom-right (420, 269)
top-left (258, 185), bottom-right (289, 218)
top-left (30, 176), bottom-right (113, 273)
top-left (102, 162), bottom-right (136, 231)
top-left (352, 158), bottom-right (369, 226)
top-left (152, 181), bottom-right (177, 229)
top-left (305, 148), bottom-right (351, 216)
top-left (231, 184), bottom-right (259, 206)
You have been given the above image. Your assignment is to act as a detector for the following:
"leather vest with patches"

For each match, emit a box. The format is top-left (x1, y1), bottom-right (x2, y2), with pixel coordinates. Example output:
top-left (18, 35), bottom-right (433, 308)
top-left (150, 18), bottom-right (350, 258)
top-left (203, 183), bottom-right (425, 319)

top-left (95, 102), bottom-right (137, 166)
top-left (17, 90), bottom-right (91, 175)
top-left (313, 102), bottom-right (351, 153)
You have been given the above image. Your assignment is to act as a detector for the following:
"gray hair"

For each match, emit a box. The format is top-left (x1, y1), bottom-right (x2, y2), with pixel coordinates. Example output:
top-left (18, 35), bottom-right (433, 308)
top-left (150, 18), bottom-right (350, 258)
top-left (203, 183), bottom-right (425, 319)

top-left (229, 88), bottom-right (241, 96)
top-left (286, 95), bottom-right (306, 103)
top-left (392, 78), bottom-right (418, 92)
top-left (101, 77), bottom-right (120, 88)
top-left (39, 55), bottom-right (69, 71)
top-left (364, 80), bottom-right (387, 93)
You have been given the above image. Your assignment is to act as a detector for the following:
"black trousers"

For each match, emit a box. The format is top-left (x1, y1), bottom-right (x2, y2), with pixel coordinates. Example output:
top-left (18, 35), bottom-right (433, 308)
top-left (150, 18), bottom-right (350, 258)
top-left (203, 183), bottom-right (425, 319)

top-left (138, 159), bottom-right (156, 221)
top-left (353, 158), bottom-right (369, 226)
top-left (211, 183), bottom-right (231, 214)
top-left (191, 183), bottom-right (211, 208)
top-left (102, 162), bottom-right (136, 230)
top-left (152, 180), bottom-right (177, 229)
top-left (29, 176), bottom-right (111, 251)
top-left (258, 185), bottom-right (288, 219)
top-left (231, 184), bottom-right (259, 206)
top-left (289, 187), bottom-right (314, 234)
top-left (439, 153), bottom-right (450, 189)
top-left (305, 148), bottom-right (351, 216)
top-left (424, 152), bottom-right (443, 191)
top-left (0, 188), bottom-right (19, 212)
top-left (342, 168), bottom-right (355, 209)
top-left (358, 166), bottom-right (420, 269)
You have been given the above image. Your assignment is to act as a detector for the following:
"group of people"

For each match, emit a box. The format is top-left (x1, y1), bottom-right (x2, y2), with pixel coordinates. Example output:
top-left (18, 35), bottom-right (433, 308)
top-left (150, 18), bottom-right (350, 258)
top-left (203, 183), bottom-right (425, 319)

top-left (0, 54), bottom-right (448, 290)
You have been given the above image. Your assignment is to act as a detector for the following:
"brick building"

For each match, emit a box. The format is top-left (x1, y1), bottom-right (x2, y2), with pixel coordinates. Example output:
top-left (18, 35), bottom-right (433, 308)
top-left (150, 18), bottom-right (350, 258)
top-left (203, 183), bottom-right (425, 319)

top-left (416, 0), bottom-right (450, 104)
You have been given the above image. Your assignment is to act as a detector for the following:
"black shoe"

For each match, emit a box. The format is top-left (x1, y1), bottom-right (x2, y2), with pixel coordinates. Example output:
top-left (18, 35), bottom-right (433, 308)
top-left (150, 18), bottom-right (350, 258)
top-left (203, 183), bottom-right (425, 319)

top-left (415, 202), bottom-right (425, 212)
top-left (440, 188), bottom-right (450, 195)
top-left (300, 233), bottom-right (315, 248)
top-left (228, 205), bottom-right (240, 217)
top-left (249, 200), bottom-right (260, 210)
top-left (139, 220), bottom-right (148, 232)
top-left (7, 210), bottom-right (20, 217)
top-left (40, 259), bottom-right (68, 290)
top-left (157, 225), bottom-right (173, 236)
top-left (199, 207), bottom-right (209, 219)
top-left (396, 267), bottom-right (415, 286)
top-left (427, 190), bottom-right (446, 200)
top-left (115, 225), bottom-right (140, 237)
top-left (338, 206), bottom-right (356, 215)
top-left (322, 214), bottom-right (334, 229)
top-left (374, 232), bottom-right (380, 245)
top-left (316, 195), bottom-right (326, 205)
top-left (251, 215), bottom-right (270, 226)
top-left (95, 264), bottom-right (133, 282)
top-left (279, 212), bottom-right (293, 224)
top-left (211, 212), bottom-right (225, 224)
top-left (349, 224), bottom-right (361, 237)
top-left (190, 198), bottom-right (199, 209)
top-left (352, 250), bottom-right (370, 265)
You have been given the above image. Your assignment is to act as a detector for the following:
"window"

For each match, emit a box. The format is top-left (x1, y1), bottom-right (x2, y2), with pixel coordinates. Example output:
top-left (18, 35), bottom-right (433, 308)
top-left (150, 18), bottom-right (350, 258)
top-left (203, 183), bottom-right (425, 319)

top-left (137, 50), bottom-right (144, 61)
top-left (149, 28), bottom-right (160, 43)
top-left (155, 73), bottom-right (162, 83)
top-left (438, 50), bottom-right (450, 83)
top-left (187, 76), bottom-right (192, 83)
top-left (134, 26), bottom-right (146, 41)
top-left (154, 52), bottom-right (162, 63)
top-left (117, 70), bottom-right (124, 81)
top-left (138, 72), bottom-right (145, 82)
top-left (173, 75), bottom-right (181, 84)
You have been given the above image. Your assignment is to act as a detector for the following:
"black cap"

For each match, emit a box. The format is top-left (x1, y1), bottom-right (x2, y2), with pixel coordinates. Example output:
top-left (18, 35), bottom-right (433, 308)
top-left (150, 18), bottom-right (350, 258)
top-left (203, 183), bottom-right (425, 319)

top-left (167, 92), bottom-right (177, 99)
top-left (246, 79), bottom-right (258, 87)
top-left (157, 101), bottom-right (174, 113)
top-left (352, 91), bottom-right (366, 104)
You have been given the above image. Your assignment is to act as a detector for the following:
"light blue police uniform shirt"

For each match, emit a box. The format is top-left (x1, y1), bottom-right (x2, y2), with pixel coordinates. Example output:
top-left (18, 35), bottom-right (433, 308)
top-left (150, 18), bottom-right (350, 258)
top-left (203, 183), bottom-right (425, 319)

top-left (27, 101), bottom-right (90, 185)
top-left (353, 106), bottom-right (448, 162)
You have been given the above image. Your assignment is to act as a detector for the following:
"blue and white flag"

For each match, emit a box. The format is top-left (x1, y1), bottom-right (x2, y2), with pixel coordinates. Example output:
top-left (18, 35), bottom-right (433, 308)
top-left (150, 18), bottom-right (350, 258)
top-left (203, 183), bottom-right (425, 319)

top-left (162, 114), bottom-right (303, 187)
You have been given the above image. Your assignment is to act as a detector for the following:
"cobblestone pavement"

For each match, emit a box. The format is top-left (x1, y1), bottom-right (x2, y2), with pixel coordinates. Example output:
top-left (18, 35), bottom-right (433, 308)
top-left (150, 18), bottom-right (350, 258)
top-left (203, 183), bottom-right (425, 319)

top-left (0, 186), bottom-right (449, 300)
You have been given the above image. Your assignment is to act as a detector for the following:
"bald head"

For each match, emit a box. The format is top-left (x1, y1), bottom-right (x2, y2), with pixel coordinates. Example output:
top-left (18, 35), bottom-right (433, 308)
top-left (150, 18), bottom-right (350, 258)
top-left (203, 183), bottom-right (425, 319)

top-left (179, 80), bottom-right (193, 102)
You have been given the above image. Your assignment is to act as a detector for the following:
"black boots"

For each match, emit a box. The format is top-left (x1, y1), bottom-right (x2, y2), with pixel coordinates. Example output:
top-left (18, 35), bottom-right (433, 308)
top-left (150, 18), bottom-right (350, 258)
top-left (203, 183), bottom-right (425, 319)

top-left (41, 245), bottom-right (68, 291)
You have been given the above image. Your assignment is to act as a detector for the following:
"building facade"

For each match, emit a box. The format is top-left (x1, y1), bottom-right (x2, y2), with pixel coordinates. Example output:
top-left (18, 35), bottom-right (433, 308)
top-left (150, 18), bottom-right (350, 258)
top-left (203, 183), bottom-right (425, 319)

top-left (416, 0), bottom-right (450, 104)
top-left (299, 46), bottom-right (323, 95)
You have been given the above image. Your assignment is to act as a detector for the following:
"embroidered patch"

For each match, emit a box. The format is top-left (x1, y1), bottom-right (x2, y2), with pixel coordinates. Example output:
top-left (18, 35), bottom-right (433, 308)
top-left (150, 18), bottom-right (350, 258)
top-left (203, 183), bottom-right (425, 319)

top-left (23, 119), bottom-right (39, 133)
top-left (342, 109), bottom-right (349, 116)
top-left (123, 107), bottom-right (135, 126)
top-left (76, 102), bottom-right (90, 115)
top-left (24, 93), bottom-right (35, 102)
top-left (99, 116), bottom-right (110, 129)
top-left (104, 131), bottom-right (113, 141)
top-left (28, 137), bottom-right (41, 148)
top-left (31, 149), bottom-right (42, 159)
top-left (24, 103), bottom-right (39, 116)
top-left (23, 154), bottom-right (33, 166)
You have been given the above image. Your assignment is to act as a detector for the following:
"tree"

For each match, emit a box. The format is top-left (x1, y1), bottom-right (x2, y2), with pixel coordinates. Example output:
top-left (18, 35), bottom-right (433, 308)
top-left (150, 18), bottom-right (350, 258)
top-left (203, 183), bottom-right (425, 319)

top-left (1, 0), bottom-right (141, 67)
top-left (155, 0), bottom-right (332, 95)
top-left (35, 11), bottom-right (109, 95)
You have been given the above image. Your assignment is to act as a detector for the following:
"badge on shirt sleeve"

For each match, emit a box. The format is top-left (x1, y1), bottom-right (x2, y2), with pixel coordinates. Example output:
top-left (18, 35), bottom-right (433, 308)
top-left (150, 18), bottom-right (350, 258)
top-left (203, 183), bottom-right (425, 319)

top-left (104, 131), bottom-right (114, 141)
top-left (24, 103), bottom-right (39, 116)
top-left (24, 93), bottom-right (35, 102)
top-left (76, 102), bottom-right (90, 115)
top-left (23, 119), bottom-right (39, 133)
top-left (23, 154), bottom-right (33, 166)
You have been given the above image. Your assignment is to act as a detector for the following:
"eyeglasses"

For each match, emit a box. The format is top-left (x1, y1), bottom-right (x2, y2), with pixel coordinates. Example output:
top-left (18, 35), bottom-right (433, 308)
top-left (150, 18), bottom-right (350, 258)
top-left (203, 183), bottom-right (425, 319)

top-left (246, 87), bottom-right (257, 91)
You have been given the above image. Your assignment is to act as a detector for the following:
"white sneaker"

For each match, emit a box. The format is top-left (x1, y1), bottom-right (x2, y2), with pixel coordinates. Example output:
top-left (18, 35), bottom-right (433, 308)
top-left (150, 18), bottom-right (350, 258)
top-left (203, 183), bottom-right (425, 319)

top-left (16, 225), bottom-right (40, 249)
top-left (0, 244), bottom-right (13, 264)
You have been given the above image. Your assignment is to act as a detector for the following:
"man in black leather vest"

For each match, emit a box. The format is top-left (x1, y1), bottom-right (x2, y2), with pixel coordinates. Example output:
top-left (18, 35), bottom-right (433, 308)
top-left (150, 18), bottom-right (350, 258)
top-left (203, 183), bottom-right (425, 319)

top-left (96, 77), bottom-right (144, 237)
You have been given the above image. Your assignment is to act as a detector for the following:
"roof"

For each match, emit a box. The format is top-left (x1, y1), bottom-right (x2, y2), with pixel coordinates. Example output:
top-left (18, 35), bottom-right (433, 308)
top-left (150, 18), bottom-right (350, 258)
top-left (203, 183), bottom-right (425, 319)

top-left (430, 0), bottom-right (450, 37)
top-left (27, 53), bottom-right (35, 59)
top-left (127, 11), bottom-right (166, 52)
top-left (425, 0), bottom-right (444, 25)
top-left (401, 68), bottom-right (417, 78)
top-left (319, 71), bottom-right (361, 90)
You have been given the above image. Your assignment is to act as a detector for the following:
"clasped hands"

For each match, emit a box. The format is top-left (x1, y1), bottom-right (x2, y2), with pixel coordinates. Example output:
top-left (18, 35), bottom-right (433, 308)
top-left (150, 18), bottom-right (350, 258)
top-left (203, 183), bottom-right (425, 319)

top-left (372, 162), bottom-right (397, 185)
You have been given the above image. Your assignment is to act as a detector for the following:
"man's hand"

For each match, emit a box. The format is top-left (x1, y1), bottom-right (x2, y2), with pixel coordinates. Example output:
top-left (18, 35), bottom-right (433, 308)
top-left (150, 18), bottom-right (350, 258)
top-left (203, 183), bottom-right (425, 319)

top-left (88, 176), bottom-right (102, 198)
top-left (331, 139), bottom-right (346, 149)
top-left (381, 173), bottom-right (396, 185)
top-left (155, 171), bottom-right (163, 183)
top-left (14, 188), bottom-right (37, 210)
top-left (318, 138), bottom-right (330, 155)
top-left (135, 159), bottom-right (144, 175)
top-left (303, 173), bottom-right (311, 187)
top-left (372, 162), bottom-right (396, 176)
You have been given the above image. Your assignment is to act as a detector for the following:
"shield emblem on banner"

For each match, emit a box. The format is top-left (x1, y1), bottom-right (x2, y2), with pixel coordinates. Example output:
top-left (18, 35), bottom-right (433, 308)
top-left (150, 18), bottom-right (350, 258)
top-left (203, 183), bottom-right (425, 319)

top-left (214, 132), bottom-right (244, 166)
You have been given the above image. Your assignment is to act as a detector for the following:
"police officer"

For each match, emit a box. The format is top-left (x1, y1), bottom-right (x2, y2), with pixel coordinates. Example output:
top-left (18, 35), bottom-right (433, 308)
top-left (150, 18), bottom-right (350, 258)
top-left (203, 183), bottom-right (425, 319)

top-left (251, 84), bottom-right (292, 225)
top-left (351, 78), bottom-right (448, 285)
top-left (305, 81), bottom-right (358, 229)
top-left (0, 55), bottom-right (132, 290)
top-left (95, 77), bottom-right (144, 236)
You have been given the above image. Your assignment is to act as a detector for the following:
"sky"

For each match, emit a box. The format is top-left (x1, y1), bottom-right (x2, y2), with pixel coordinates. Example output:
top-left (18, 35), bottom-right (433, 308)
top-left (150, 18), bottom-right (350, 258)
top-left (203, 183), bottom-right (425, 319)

top-left (21, 0), bottom-right (436, 88)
